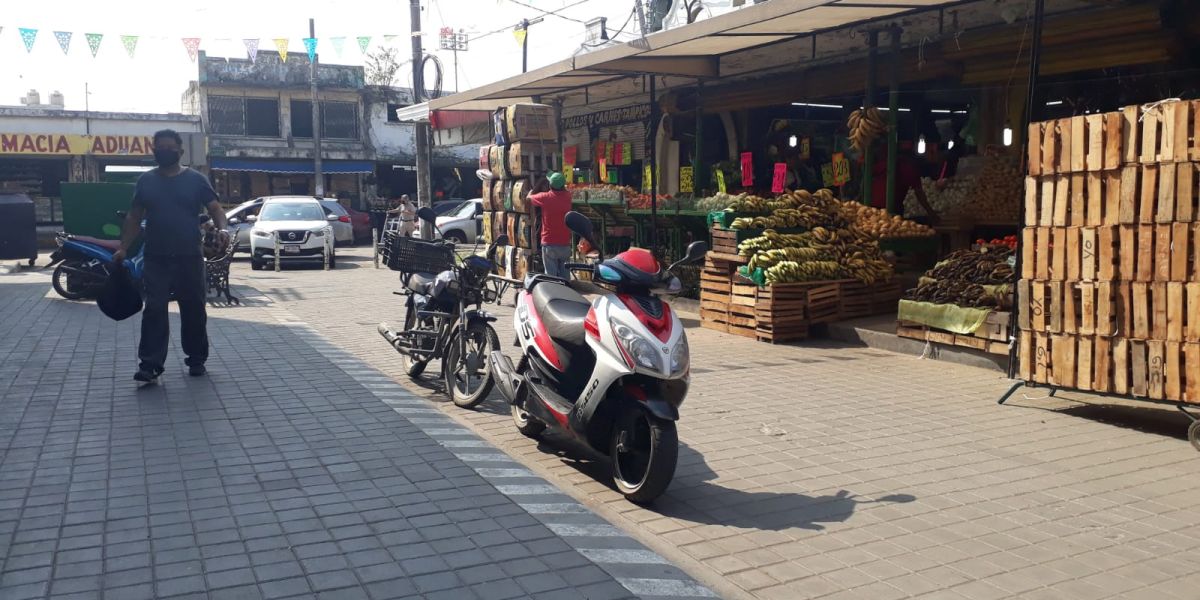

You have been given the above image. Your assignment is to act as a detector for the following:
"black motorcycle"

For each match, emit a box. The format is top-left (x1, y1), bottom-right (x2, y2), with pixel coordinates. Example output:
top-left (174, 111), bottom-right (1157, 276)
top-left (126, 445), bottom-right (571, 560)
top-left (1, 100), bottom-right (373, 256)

top-left (378, 207), bottom-right (509, 408)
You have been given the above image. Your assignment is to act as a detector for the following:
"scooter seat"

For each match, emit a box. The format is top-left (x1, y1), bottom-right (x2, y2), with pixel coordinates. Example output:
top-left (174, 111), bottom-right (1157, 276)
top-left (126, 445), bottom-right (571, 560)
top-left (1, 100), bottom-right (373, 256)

top-left (69, 235), bottom-right (122, 252)
top-left (532, 283), bottom-right (590, 346)
top-left (403, 272), bottom-right (438, 296)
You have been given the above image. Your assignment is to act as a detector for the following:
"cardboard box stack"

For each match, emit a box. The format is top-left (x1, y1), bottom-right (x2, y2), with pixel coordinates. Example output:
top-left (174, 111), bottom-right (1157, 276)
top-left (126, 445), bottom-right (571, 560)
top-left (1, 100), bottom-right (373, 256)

top-left (1017, 100), bottom-right (1200, 403)
top-left (480, 103), bottom-right (561, 280)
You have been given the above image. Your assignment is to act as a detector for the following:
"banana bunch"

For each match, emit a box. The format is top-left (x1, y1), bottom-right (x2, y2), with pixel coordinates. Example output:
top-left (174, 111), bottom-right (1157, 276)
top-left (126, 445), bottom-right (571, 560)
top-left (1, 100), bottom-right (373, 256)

top-left (747, 247), bottom-right (822, 270)
top-left (841, 250), bottom-right (894, 285)
top-left (738, 230), bottom-right (814, 255)
top-left (725, 194), bottom-right (773, 214)
top-left (764, 260), bottom-right (842, 284)
top-left (848, 108), bottom-right (886, 153)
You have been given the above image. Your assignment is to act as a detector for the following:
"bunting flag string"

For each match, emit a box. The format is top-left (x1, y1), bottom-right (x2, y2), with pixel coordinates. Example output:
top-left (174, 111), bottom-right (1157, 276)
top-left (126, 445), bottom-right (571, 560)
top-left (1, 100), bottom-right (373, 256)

top-left (356, 36), bottom-right (371, 54)
top-left (19, 28), bottom-right (37, 53)
top-left (85, 33), bottom-right (103, 57)
top-left (182, 37), bottom-right (201, 62)
top-left (302, 37), bottom-right (318, 62)
top-left (121, 34), bottom-right (138, 58)
top-left (53, 31), bottom-right (72, 55)
top-left (330, 36), bottom-right (345, 57)
top-left (244, 38), bottom-right (259, 61)
top-left (273, 38), bottom-right (289, 61)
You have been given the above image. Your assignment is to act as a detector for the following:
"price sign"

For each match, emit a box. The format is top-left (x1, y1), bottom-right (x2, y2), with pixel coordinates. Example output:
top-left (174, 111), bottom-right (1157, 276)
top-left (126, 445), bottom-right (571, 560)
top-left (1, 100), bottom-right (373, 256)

top-left (608, 170), bottom-right (619, 184)
top-left (596, 141), bottom-right (607, 161)
top-left (832, 152), bottom-right (851, 185)
top-left (563, 165), bottom-right (574, 184)
top-left (771, 162), bottom-right (787, 194)
top-left (821, 163), bottom-right (835, 187)
top-left (620, 143), bottom-right (633, 166)
top-left (598, 158), bottom-right (607, 183)
top-left (715, 169), bottom-right (727, 193)
top-left (740, 152), bottom-right (753, 187)
top-left (643, 164), bottom-right (653, 194)
top-left (563, 145), bottom-right (577, 166)
top-left (800, 137), bottom-right (811, 160)
top-left (679, 166), bottom-right (694, 194)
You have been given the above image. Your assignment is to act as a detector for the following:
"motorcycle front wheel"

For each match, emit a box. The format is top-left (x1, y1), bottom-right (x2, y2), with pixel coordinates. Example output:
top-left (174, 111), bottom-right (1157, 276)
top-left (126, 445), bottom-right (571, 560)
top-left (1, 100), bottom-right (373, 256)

top-left (52, 261), bottom-right (101, 300)
top-left (401, 303), bottom-right (430, 377)
top-left (611, 406), bottom-right (678, 504)
top-left (444, 321), bottom-right (500, 408)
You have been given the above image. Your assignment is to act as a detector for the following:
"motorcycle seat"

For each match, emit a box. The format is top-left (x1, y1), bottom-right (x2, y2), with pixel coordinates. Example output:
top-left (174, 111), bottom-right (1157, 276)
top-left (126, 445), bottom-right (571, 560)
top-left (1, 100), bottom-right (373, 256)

top-left (403, 272), bottom-right (438, 296)
top-left (69, 235), bottom-right (122, 252)
top-left (532, 283), bottom-right (590, 346)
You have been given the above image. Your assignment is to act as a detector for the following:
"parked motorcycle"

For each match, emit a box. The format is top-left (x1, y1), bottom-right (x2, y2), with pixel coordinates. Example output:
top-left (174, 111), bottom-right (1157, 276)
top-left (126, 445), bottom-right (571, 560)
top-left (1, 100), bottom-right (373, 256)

top-left (378, 207), bottom-right (509, 408)
top-left (488, 212), bottom-right (708, 503)
top-left (46, 213), bottom-right (144, 300)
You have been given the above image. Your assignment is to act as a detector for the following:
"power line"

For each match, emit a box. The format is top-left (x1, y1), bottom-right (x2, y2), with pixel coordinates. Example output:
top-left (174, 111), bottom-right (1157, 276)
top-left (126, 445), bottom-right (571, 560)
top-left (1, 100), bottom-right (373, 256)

top-left (468, 0), bottom-right (593, 42)
top-left (506, 0), bottom-right (589, 24)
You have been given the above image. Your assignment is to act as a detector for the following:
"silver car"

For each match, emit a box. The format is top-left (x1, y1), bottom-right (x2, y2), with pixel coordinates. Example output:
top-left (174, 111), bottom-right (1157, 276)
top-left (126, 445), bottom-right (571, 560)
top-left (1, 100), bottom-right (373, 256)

top-left (226, 196), bottom-right (354, 252)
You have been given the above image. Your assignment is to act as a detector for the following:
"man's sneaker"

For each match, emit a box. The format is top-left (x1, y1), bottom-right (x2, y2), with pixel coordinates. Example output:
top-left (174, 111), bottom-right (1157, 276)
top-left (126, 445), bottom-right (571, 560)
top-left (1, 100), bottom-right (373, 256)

top-left (188, 365), bottom-right (207, 377)
top-left (133, 368), bottom-right (160, 383)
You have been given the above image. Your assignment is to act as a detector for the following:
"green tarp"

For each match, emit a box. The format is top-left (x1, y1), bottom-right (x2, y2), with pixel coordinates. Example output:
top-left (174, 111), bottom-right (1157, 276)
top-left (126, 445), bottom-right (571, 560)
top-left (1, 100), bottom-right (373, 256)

top-left (897, 299), bottom-right (993, 335)
top-left (61, 182), bottom-right (134, 239)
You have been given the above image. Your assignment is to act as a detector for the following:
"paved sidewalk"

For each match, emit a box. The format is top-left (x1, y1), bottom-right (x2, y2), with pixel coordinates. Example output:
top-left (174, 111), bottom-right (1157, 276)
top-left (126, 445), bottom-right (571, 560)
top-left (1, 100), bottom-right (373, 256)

top-left (247, 248), bottom-right (1200, 600)
top-left (0, 270), bottom-right (711, 600)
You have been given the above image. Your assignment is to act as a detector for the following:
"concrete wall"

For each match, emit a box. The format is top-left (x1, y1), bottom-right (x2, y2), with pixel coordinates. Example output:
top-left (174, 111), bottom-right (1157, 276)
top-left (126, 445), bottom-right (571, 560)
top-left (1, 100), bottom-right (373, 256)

top-left (363, 86), bottom-right (416, 163)
top-left (198, 51), bottom-right (364, 91)
top-left (198, 85), bottom-right (368, 161)
top-left (0, 108), bottom-right (201, 136)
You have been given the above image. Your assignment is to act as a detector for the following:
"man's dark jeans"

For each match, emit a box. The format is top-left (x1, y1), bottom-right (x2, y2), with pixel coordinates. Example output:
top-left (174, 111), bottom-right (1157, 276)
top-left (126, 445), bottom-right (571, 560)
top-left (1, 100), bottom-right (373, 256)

top-left (139, 255), bottom-right (208, 372)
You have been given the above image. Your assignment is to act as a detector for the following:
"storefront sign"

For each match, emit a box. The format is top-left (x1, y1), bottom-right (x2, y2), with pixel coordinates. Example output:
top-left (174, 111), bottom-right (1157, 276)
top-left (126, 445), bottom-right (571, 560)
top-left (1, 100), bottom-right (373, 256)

top-left (771, 162), bottom-right (787, 194)
top-left (679, 166), bottom-right (693, 194)
top-left (740, 152), bottom-right (753, 187)
top-left (715, 169), bottom-right (726, 193)
top-left (563, 104), bottom-right (651, 130)
top-left (832, 152), bottom-right (851, 185)
top-left (0, 133), bottom-right (157, 156)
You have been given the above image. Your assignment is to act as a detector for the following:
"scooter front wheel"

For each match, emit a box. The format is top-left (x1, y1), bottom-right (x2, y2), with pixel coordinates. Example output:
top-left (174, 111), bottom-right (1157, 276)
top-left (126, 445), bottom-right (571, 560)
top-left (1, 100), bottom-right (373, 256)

top-left (512, 401), bottom-right (546, 438)
top-left (611, 407), bottom-right (678, 504)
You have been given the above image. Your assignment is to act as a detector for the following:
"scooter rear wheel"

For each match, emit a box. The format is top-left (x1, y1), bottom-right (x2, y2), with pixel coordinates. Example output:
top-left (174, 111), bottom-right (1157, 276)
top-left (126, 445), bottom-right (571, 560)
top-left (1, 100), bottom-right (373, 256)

top-left (611, 407), bottom-right (678, 504)
top-left (52, 262), bottom-right (97, 300)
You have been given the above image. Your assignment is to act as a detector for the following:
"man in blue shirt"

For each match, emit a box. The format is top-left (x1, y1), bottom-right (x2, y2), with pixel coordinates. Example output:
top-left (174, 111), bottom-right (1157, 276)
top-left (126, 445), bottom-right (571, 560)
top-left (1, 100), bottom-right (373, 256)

top-left (113, 129), bottom-right (226, 383)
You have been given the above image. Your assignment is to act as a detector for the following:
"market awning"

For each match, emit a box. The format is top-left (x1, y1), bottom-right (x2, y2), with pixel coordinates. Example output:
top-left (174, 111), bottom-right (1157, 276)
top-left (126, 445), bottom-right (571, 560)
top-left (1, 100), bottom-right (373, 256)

top-left (210, 158), bottom-right (375, 174)
top-left (428, 0), bottom-right (961, 112)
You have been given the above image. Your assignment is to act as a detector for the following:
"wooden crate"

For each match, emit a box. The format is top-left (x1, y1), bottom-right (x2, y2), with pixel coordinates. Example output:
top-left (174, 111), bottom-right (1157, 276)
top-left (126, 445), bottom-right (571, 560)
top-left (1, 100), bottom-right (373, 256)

top-left (1117, 163), bottom-right (1200, 225)
top-left (1123, 100), bottom-right (1200, 165)
top-left (1019, 280), bottom-right (1118, 336)
top-left (839, 279), bottom-right (903, 320)
top-left (1116, 223), bottom-right (1198, 282)
top-left (710, 227), bottom-right (740, 255)
top-left (1025, 171), bottom-right (1123, 227)
top-left (898, 314), bottom-right (1010, 356)
top-left (1027, 113), bottom-right (1123, 176)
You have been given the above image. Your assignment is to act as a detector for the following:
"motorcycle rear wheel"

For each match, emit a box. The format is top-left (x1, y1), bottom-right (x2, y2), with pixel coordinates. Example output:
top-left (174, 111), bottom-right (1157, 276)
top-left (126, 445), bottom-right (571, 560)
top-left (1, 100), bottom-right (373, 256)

top-left (444, 322), bottom-right (500, 408)
top-left (400, 303), bottom-right (430, 377)
top-left (611, 407), bottom-right (678, 505)
top-left (52, 262), bottom-right (97, 300)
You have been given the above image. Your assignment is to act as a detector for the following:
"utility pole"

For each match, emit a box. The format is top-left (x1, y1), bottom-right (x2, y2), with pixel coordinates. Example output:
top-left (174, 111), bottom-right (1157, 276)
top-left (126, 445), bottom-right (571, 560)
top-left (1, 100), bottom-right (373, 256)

top-left (310, 18), bottom-right (324, 197)
top-left (411, 0), bottom-right (434, 238)
top-left (515, 17), bottom-right (543, 73)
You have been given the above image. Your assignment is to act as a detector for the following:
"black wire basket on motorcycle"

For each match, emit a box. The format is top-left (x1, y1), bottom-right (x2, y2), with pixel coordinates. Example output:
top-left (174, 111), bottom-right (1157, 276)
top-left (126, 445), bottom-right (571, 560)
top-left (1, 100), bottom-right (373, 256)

top-left (381, 233), bottom-right (456, 274)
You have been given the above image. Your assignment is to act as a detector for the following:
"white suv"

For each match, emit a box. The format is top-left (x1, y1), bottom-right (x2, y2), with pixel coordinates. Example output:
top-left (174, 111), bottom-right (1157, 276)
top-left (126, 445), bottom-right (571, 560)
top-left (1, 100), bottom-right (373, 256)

top-left (249, 199), bottom-right (338, 270)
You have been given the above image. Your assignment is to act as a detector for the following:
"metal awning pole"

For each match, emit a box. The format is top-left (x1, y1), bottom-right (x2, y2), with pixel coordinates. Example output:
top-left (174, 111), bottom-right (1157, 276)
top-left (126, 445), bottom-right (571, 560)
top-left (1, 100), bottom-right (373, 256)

top-left (649, 74), bottom-right (658, 252)
top-left (885, 26), bottom-right (901, 215)
top-left (861, 30), bottom-right (879, 205)
top-left (694, 79), bottom-right (705, 192)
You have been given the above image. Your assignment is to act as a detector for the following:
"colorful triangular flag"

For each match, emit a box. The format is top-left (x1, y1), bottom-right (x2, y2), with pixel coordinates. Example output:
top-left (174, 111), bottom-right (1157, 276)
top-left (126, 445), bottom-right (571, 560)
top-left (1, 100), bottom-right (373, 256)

top-left (302, 37), bottom-right (318, 62)
top-left (512, 27), bottom-right (527, 47)
top-left (85, 33), bottom-right (103, 57)
top-left (330, 36), bottom-right (345, 57)
top-left (244, 38), bottom-right (260, 61)
top-left (182, 37), bottom-right (201, 62)
top-left (19, 28), bottom-right (38, 53)
top-left (53, 31), bottom-right (72, 55)
top-left (356, 36), bottom-right (371, 54)
top-left (273, 38), bottom-right (289, 61)
top-left (121, 35), bottom-right (138, 58)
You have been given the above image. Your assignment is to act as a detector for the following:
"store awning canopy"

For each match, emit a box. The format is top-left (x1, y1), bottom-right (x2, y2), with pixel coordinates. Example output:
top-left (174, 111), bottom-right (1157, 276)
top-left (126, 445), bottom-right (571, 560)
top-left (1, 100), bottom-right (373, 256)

top-left (210, 158), bottom-right (375, 174)
top-left (428, 0), bottom-right (960, 112)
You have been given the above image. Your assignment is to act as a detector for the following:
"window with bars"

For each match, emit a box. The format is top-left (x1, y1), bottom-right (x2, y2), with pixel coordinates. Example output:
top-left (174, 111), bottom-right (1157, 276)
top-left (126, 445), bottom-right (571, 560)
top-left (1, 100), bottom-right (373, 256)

top-left (208, 96), bottom-right (280, 137)
top-left (290, 100), bottom-right (358, 140)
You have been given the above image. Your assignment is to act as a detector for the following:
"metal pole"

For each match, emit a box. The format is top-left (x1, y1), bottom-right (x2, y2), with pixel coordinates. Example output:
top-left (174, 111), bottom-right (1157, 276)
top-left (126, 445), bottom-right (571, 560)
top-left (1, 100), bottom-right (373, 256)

top-left (694, 79), bottom-right (705, 192)
top-left (885, 26), bottom-right (901, 215)
top-left (411, 0), bottom-right (434, 238)
top-left (521, 19), bottom-right (529, 73)
top-left (1009, 0), bottom-right (1046, 381)
top-left (453, 47), bottom-right (458, 92)
top-left (861, 30), bottom-right (878, 205)
top-left (309, 18), bottom-right (324, 197)
top-left (648, 74), bottom-right (658, 253)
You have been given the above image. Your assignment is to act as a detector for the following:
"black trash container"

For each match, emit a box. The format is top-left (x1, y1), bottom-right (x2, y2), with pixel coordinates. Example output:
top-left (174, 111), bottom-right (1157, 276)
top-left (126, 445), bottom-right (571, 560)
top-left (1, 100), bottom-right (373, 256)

top-left (0, 194), bottom-right (38, 264)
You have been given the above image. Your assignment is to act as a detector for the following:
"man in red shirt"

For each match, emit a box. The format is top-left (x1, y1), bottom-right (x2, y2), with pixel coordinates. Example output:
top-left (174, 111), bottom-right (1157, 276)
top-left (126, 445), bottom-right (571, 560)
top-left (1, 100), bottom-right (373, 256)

top-left (871, 141), bottom-right (938, 222)
top-left (529, 172), bottom-right (573, 278)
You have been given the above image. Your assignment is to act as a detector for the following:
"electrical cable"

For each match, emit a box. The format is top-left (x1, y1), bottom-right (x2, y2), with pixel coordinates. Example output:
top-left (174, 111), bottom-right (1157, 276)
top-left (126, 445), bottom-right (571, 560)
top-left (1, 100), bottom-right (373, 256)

top-left (507, 0), bottom-right (589, 24)
top-left (468, 0), bottom-right (593, 42)
top-left (581, 7), bottom-right (637, 48)
top-left (419, 53), bottom-right (444, 100)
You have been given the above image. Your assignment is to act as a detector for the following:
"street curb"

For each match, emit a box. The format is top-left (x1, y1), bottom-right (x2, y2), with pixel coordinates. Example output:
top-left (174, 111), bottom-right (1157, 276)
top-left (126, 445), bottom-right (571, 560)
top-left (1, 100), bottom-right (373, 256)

top-left (246, 291), bottom-right (718, 600)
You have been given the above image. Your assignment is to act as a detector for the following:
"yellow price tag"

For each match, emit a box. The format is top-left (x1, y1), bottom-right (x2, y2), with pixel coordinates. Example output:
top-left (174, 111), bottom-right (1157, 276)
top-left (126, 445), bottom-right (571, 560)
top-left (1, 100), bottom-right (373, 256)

top-left (715, 169), bottom-right (726, 193)
top-left (679, 167), bottom-right (694, 194)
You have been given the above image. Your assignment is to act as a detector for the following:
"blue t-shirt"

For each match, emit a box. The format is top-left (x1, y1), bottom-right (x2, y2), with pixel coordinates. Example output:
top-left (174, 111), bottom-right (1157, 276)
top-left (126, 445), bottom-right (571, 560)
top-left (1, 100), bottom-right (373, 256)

top-left (132, 168), bottom-right (218, 257)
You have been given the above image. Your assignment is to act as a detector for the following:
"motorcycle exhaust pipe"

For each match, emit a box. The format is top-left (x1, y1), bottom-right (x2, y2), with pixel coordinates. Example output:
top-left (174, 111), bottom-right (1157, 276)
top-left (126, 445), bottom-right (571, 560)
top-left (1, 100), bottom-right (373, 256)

top-left (377, 323), bottom-right (411, 355)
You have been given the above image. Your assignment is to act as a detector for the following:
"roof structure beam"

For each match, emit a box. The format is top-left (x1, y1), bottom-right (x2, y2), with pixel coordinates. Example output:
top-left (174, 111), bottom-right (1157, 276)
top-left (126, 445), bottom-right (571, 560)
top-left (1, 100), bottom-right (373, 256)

top-left (588, 56), bottom-right (720, 78)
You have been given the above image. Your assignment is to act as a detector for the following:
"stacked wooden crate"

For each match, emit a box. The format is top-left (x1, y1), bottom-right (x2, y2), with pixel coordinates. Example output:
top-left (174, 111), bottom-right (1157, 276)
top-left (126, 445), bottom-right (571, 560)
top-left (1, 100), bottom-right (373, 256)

top-left (1017, 101), bottom-right (1200, 402)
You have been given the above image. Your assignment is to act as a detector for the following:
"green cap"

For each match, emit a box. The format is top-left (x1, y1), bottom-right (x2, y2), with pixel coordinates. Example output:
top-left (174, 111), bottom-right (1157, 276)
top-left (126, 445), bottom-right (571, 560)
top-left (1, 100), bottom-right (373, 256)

top-left (548, 172), bottom-right (566, 190)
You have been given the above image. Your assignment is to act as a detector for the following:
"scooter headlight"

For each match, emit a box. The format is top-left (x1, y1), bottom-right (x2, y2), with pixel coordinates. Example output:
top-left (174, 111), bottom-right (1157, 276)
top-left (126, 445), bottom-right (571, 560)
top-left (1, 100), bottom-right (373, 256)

top-left (670, 333), bottom-right (689, 376)
top-left (611, 321), bottom-right (663, 372)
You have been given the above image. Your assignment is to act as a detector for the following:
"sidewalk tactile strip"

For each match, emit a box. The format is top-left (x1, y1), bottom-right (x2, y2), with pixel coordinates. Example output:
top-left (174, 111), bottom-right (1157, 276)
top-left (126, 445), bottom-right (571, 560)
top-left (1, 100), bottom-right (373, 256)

top-left (275, 320), bottom-right (716, 600)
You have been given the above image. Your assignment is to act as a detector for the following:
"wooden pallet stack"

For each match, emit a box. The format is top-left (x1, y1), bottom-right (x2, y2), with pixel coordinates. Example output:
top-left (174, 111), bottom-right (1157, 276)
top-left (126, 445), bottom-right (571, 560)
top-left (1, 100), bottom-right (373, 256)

top-left (1018, 100), bottom-right (1200, 403)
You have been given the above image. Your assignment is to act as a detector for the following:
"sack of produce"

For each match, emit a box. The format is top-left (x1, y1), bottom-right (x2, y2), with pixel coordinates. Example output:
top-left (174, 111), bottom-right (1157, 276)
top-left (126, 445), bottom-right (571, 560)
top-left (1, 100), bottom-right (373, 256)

top-left (482, 211), bottom-right (495, 244)
top-left (505, 103), bottom-right (558, 142)
top-left (513, 249), bottom-right (533, 280)
top-left (507, 142), bottom-right (560, 177)
top-left (479, 145), bottom-right (493, 172)
top-left (492, 244), bottom-right (508, 276)
top-left (488, 145), bottom-right (509, 179)
top-left (481, 180), bottom-right (496, 211)
top-left (493, 211), bottom-right (509, 244)
top-left (492, 108), bottom-right (509, 145)
top-left (510, 177), bottom-right (535, 213)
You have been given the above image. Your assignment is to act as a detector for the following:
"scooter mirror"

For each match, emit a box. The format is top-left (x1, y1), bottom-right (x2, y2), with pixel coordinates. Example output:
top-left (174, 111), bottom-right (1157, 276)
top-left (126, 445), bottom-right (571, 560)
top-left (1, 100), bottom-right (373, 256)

top-left (565, 211), bottom-right (593, 238)
top-left (417, 207), bottom-right (438, 224)
top-left (669, 241), bottom-right (709, 271)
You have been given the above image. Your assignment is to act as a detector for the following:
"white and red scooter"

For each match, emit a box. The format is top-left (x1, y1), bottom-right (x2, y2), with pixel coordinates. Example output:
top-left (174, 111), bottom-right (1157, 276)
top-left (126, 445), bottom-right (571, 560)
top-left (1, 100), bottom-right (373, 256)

top-left (488, 212), bottom-right (707, 503)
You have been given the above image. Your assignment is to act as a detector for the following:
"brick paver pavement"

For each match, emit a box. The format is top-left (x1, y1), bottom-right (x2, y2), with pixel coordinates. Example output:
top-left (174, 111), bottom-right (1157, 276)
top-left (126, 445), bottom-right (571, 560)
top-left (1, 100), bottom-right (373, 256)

top-left (240, 247), bottom-right (1200, 600)
top-left (0, 268), bottom-right (711, 600)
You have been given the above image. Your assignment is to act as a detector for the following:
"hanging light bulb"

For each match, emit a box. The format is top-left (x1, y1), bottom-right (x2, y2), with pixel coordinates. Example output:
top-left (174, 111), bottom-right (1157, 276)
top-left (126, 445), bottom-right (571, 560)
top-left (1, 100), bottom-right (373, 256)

top-left (917, 135), bottom-right (926, 155)
top-left (947, 140), bottom-right (955, 150)
top-left (1003, 123), bottom-right (1013, 147)
top-left (788, 135), bottom-right (798, 148)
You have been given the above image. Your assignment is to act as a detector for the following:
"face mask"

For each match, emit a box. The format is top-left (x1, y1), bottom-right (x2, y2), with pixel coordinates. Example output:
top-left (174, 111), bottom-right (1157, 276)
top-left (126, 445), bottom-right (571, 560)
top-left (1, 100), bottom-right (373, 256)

top-left (153, 149), bottom-right (180, 168)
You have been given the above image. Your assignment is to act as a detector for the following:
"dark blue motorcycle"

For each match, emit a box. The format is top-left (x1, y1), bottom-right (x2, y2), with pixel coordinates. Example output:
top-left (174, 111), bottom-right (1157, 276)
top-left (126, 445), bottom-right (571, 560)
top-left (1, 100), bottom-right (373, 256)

top-left (47, 223), bottom-right (144, 301)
